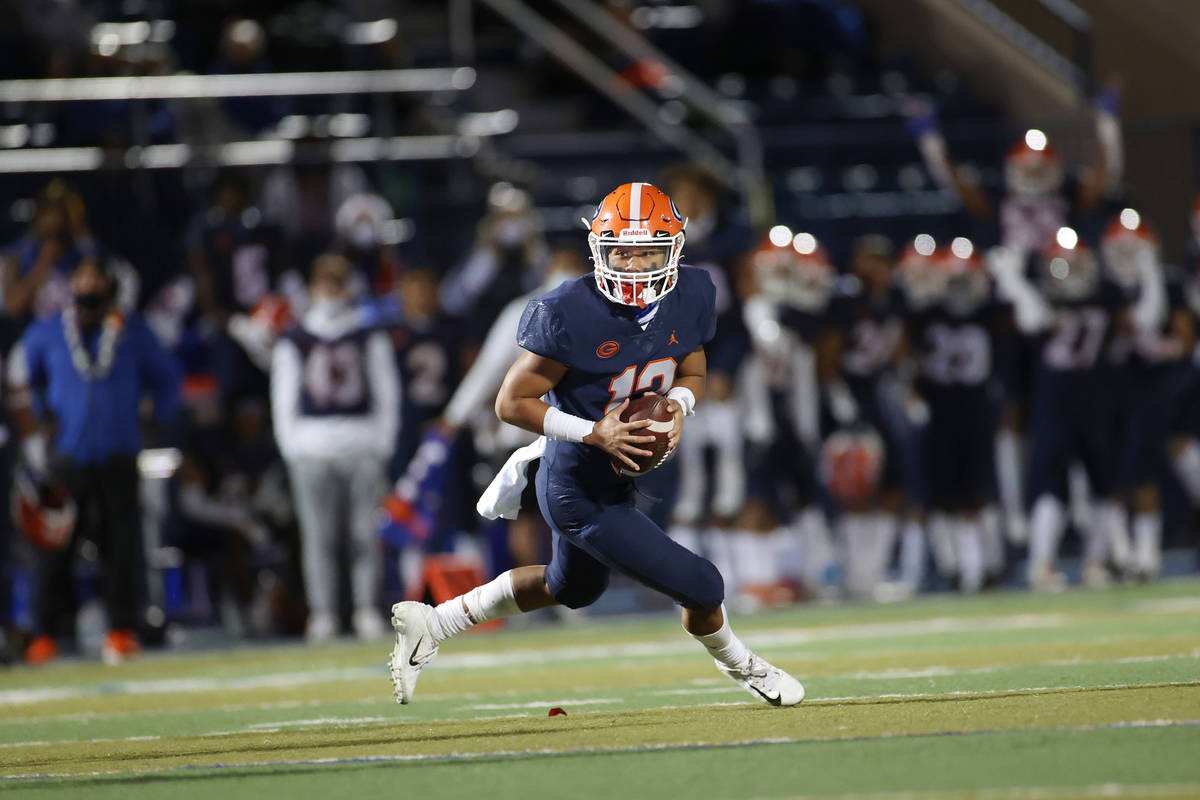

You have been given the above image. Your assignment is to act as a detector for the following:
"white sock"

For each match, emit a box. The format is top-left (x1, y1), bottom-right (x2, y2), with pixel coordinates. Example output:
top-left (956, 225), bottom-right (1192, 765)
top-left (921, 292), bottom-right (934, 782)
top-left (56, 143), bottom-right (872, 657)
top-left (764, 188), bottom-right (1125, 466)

top-left (996, 430), bottom-right (1027, 542)
top-left (1173, 440), bottom-right (1200, 505)
top-left (668, 524), bottom-right (701, 554)
top-left (429, 571), bottom-right (521, 643)
top-left (1028, 494), bottom-right (1065, 573)
top-left (773, 521), bottom-right (805, 582)
top-left (899, 519), bottom-right (926, 590)
top-left (841, 514), bottom-right (874, 596)
top-left (954, 517), bottom-right (984, 593)
top-left (800, 507), bottom-right (836, 588)
top-left (1068, 463), bottom-right (1092, 532)
top-left (1133, 510), bottom-right (1162, 575)
top-left (706, 528), bottom-right (737, 596)
top-left (688, 607), bottom-right (750, 669)
top-left (731, 530), bottom-right (763, 586)
top-left (400, 546), bottom-right (424, 600)
top-left (1095, 500), bottom-right (1131, 570)
top-left (868, 512), bottom-right (897, 588)
top-left (927, 512), bottom-right (958, 578)
top-left (980, 506), bottom-right (1005, 574)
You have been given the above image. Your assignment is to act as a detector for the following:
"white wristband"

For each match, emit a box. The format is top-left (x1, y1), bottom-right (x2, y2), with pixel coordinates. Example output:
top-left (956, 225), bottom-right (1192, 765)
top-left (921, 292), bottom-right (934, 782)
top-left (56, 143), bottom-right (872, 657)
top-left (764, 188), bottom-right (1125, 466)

top-left (666, 386), bottom-right (696, 417)
top-left (542, 406), bottom-right (595, 443)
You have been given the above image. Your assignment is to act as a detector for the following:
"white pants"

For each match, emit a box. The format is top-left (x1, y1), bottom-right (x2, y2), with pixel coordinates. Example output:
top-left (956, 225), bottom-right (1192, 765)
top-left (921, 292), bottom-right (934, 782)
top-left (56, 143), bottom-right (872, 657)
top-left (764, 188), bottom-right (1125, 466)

top-left (287, 454), bottom-right (387, 616)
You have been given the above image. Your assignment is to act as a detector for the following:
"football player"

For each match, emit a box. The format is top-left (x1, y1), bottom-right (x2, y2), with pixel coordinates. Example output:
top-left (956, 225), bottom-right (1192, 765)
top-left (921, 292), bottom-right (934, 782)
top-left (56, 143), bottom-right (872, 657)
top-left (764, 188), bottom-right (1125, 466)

top-left (658, 165), bottom-right (754, 598)
top-left (270, 254), bottom-right (400, 641)
top-left (909, 238), bottom-right (1008, 592)
top-left (989, 227), bottom-right (1162, 590)
top-left (388, 183), bottom-right (804, 707)
top-left (1169, 195), bottom-right (1200, 509)
top-left (1102, 210), bottom-right (1194, 580)
top-left (822, 235), bottom-right (918, 599)
top-left (906, 86), bottom-right (1124, 546)
top-left (738, 227), bottom-right (840, 598)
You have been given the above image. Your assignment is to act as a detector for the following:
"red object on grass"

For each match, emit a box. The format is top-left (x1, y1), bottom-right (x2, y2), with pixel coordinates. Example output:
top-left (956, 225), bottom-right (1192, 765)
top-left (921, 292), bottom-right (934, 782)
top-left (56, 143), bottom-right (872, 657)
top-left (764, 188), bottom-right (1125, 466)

top-left (548, 707), bottom-right (567, 717)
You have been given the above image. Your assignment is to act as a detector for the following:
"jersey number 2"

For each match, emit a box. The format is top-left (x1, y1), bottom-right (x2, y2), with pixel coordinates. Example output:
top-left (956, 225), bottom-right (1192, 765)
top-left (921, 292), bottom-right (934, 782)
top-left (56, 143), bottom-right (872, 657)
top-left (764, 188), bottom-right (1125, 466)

top-left (604, 358), bottom-right (677, 415)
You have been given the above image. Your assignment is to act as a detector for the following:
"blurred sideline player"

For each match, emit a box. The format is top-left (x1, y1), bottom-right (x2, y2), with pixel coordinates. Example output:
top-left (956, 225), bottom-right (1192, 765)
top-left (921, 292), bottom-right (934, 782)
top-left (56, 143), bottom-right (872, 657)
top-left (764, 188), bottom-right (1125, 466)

top-left (1170, 196), bottom-right (1200, 510)
top-left (389, 183), bottom-right (804, 707)
top-left (907, 237), bottom-right (1008, 591)
top-left (823, 235), bottom-right (920, 600)
top-left (739, 227), bottom-right (840, 599)
top-left (1102, 210), bottom-right (1193, 580)
top-left (906, 86), bottom-right (1124, 546)
top-left (989, 227), bottom-right (1161, 590)
top-left (659, 164), bottom-right (754, 597)
top-left (270, 254), bottom-right (399, 641)
top-left (393, 247), bottom-right (589, 582)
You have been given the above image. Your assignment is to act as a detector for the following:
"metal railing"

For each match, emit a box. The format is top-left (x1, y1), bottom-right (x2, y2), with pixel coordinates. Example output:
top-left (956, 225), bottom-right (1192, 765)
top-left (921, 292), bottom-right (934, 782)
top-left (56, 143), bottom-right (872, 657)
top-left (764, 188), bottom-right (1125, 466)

top-left (454, 0), bottom-right (772, 225)
top-left (950, 0), bottom-right (1092, 99)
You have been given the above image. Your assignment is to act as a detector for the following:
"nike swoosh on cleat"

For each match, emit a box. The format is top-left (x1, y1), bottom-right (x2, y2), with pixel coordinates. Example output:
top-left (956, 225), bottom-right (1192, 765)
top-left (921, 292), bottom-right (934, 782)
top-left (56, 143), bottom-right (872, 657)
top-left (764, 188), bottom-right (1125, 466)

top-left (748, 685), bottom-right (782, 707)
top-left (408, 636), bottom-right (425, 667)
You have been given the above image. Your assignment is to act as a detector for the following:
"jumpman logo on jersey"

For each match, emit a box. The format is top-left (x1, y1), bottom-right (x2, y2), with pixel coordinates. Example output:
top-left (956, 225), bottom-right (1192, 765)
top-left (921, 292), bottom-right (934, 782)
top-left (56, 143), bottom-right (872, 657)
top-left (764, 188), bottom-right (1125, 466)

top-left (668, 330), bottom-right (679, 346)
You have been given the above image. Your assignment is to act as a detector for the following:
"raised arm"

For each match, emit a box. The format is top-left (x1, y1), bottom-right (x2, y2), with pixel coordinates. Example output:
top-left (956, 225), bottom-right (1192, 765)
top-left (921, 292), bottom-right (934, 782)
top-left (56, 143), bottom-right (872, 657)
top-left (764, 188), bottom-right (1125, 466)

top-left (905, 98), bottom-right (992, 220)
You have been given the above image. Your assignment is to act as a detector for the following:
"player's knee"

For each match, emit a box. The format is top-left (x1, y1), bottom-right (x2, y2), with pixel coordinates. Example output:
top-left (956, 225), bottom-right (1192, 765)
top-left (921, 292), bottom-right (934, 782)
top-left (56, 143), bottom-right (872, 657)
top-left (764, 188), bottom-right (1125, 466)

top-left (552, 572), bottom-right (610, 609)
top-left (684, 560), bottom-right (724, 612)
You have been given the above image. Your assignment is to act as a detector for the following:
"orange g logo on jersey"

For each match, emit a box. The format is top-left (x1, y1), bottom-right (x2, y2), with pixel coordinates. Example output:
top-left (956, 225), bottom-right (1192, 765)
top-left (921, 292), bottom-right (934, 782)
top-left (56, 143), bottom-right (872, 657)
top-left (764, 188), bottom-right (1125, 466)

top-left (596, 340), bottom-right (620, 359)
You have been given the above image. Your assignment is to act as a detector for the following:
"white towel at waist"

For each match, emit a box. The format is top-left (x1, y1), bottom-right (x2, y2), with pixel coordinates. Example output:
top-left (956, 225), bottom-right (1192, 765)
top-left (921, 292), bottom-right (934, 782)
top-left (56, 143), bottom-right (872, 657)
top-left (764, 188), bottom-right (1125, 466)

top-left (476, 436), bottom-right (547, 520)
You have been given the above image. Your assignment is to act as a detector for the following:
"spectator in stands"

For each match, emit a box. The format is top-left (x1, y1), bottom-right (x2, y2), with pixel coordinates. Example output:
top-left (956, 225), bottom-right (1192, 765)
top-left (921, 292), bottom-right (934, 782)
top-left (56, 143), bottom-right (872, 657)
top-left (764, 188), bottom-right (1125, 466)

top-left (334, 193), bottom-right (405, 297)
top-left (270, 254), bottom-right (399, 641)
top-left (1, 181), bottom-right (92, 326)
top-left (8, 255), bottom-right (181, 664)
top-left (439, 182), bottom-right (549, 333)
top-left (207, 19), bottom-right (288, 136)
top-left (187, 170), bottom-right (286, 401)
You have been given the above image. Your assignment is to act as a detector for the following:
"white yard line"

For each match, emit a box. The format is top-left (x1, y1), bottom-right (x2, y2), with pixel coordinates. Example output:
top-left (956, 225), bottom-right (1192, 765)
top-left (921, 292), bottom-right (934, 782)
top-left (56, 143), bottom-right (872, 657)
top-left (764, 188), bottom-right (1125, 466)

top-left (4, 721), bottom-right (1199, 782)
top-left (0, 613), bottom-right (1075, 709)
top-left (750, 782), bottom-right (1200, 800)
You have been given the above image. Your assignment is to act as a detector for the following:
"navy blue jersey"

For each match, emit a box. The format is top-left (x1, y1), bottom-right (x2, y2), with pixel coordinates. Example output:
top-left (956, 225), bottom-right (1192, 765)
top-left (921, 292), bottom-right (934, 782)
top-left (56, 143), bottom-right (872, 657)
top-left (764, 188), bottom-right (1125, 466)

top-left (517, 267), bottom-right (717, 482)
top-left (282, 325), bottom-right (378, 417)
top-left (778, 302), bottom-right (834, 346)
top-left (1033, 280), bottom-right (1126, 380)
top-left (186, 210), bottom-right (285, 313)
top-left (391, 316), bottom-right (463, 426)
top-left (912, 300), bottom-right (1005, 405)
top-left (833, 278), bottom-right (905, 388)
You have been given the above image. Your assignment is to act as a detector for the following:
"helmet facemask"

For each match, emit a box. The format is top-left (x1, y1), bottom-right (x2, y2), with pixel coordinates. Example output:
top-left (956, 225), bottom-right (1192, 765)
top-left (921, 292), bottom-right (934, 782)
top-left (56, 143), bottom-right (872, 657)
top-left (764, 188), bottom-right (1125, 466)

top-left (590, 233), bottom-right (683, 309)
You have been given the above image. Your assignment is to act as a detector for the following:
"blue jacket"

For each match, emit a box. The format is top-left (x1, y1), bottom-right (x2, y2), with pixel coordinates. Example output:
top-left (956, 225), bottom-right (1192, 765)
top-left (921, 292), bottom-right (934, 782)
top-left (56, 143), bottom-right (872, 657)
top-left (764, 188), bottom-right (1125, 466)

top-left (22, 311), bottom-right (181, 465)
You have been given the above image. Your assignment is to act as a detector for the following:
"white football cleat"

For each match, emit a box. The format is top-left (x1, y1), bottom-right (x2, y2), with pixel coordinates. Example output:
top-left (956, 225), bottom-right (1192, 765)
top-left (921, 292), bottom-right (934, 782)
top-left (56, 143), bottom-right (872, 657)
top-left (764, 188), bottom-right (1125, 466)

top-left (389, 601), bottom-right (439, 704)
top-left (717, 651), bottom-right (805, 707)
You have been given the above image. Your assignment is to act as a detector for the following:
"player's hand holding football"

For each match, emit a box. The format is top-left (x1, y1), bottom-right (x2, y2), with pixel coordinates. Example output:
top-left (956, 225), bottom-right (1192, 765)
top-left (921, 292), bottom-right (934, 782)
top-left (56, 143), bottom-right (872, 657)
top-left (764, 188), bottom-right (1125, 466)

top-left (662, 395), bottom-right (684, 453)
top-left (584, 398), bottom-right (656, 472)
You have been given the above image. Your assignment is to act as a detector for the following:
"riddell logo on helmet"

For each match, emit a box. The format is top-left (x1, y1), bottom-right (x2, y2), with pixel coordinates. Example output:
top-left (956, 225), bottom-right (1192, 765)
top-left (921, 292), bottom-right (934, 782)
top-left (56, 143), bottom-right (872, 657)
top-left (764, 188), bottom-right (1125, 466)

top-left (596, 340), bottom-right (620, 358)
top-left (618, 228), bottom-right (650, 239)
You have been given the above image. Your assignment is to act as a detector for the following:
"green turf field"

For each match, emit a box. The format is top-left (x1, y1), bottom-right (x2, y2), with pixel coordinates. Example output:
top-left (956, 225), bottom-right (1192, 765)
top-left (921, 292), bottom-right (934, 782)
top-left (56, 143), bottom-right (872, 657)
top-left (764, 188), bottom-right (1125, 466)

top-left (2, 579), bottom-right (1199, 799)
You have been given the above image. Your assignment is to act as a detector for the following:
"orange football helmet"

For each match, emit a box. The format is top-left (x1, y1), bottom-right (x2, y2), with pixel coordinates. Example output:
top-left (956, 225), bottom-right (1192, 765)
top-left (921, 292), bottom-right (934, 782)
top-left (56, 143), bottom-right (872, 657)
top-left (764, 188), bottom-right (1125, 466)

top-left (934, 237), bottom-right (989, 315)
top-left (895, 234), bottom-right (944, 310)
top-left (819, 428), bottom-right (885, 508)
top-left (586, 182), bottom-right (685, 308)
top-left (1100, 209), bottom-right (1156, 289)
top-left (12, 466), bottom-right (75, 552)
top-left (752, 229), bottom-right (834, 311)
top-left (1040, 229), bottom-right (1099, 301)
top-left (1005, 130), bottom-right (1063, 196)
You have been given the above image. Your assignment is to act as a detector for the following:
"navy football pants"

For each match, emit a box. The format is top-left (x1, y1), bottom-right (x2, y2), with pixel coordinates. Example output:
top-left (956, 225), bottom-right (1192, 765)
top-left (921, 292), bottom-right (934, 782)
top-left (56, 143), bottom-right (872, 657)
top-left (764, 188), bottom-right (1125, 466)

top-left (535, 464), bottom-right (724, 611)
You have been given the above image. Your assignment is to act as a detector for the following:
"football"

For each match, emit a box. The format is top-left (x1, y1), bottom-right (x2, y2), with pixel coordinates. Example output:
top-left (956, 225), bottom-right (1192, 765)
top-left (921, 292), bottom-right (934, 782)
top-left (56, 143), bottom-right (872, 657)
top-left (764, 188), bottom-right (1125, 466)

top-left (611, 393), bottom-right (675, 477)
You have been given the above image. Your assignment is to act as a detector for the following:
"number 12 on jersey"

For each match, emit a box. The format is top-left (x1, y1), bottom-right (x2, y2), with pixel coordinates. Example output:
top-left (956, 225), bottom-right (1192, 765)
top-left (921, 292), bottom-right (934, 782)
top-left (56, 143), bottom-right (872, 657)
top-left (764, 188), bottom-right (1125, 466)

top-left (605, 358), bottom-right (677, 414)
